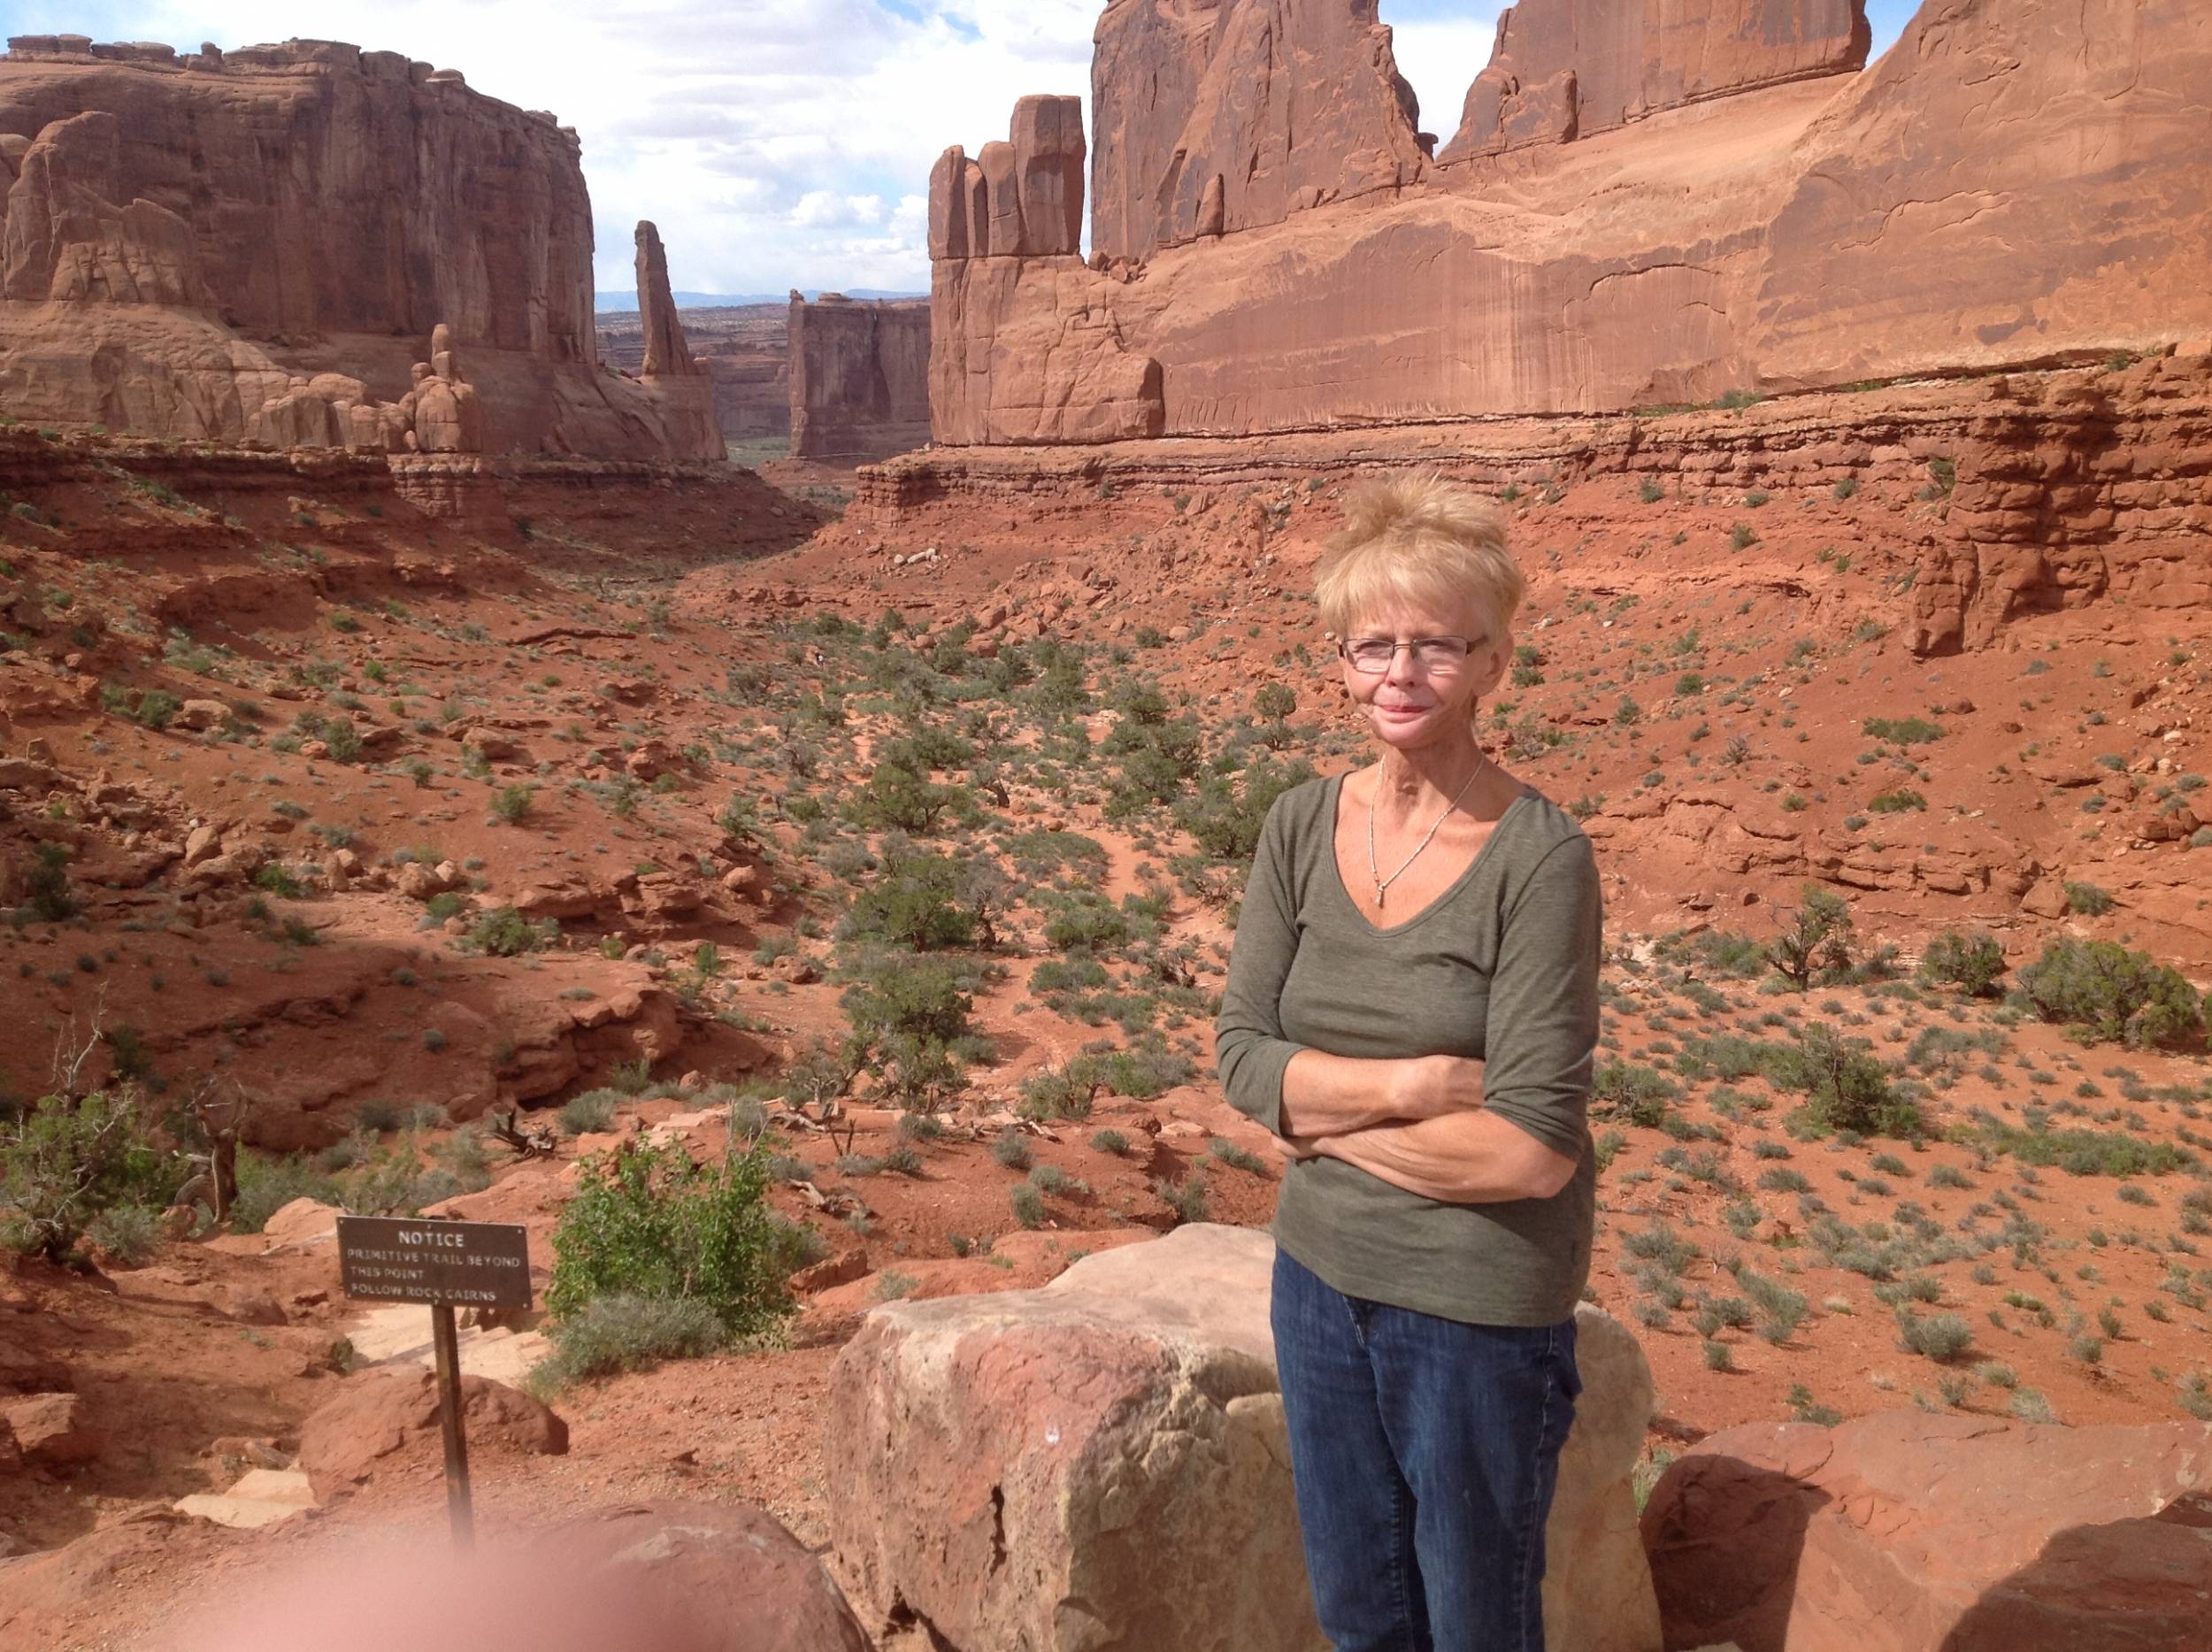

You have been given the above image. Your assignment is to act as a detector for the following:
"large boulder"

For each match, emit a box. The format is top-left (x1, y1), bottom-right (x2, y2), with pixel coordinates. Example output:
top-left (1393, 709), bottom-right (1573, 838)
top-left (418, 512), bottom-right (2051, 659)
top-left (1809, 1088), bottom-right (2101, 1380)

top-left (828, 1223), bottom-right (1659, 1652)
top-left (298, 1366), bottom-right (566, 1500)
top-left (1641, 1412), bottom-right (2212, 1651)
top-left (2, 1392), bottom-right (100, 1467)
top-left (165, 1501), bottom-right (872, 1651)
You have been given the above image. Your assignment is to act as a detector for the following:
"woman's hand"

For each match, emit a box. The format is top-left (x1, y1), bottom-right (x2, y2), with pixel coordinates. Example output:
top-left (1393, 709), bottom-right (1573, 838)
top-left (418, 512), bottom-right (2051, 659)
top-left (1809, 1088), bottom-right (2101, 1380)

top-left (1390, 1054), bottom-right (1486, 1120)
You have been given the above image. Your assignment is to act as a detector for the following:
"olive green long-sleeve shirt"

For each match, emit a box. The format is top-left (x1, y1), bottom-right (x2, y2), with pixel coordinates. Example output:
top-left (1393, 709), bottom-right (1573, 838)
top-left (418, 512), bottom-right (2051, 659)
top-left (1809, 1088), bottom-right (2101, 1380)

top-left (1215, 772), bottom-right (1601, 1325)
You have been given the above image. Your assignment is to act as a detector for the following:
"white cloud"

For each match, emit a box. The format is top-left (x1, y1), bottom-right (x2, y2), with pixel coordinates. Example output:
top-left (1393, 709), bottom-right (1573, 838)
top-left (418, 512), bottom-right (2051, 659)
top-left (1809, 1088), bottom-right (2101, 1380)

top-left (10, 0), bottom-right (1100, 294)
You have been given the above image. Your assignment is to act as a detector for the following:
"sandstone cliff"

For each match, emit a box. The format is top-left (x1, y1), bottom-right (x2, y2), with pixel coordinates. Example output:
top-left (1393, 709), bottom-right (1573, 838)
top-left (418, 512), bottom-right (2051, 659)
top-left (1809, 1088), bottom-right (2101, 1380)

top-left (0, 36), bottom-right (717, 460)
top-left (1440, 0), bottom-right (1870, 161)
top-left (928, 0), bottom-right (2211, 444)
top-left (787, 294), bottom-right (931, 464)
top-left (1089, 0), bottom-right (1426, 258)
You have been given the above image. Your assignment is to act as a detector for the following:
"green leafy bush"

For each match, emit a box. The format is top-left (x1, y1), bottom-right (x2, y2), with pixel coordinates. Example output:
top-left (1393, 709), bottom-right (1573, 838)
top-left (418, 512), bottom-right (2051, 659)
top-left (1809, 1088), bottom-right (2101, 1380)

top-left (545, 1141), bottom-right (795, 1338)
top-left (489, 784), bottom-right (535, 826)
top-left (2016, 939), bottom-right (2204, 1048)
top-left (1, 1090), bottom-right (183, 1260)
top-left (844, 852), bottom-right (977, 952)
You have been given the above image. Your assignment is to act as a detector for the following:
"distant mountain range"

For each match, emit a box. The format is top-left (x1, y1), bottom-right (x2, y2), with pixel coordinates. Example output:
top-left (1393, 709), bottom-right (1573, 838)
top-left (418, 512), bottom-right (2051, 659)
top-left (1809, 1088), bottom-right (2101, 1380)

top-left (594, 288), bottom-right (927, 312)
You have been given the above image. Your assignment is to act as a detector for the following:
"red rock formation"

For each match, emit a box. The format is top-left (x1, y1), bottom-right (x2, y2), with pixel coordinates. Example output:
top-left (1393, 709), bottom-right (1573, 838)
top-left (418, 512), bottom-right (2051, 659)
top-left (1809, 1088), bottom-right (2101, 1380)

top-left (634, 220), bottom-right (696, 379)
top-left (1641, 1411), bottom-right (2212, 1651)
top-left (787, 294), bottom-right (931, 464)
top-left (929, 0), bottom-right (2212, 444)
top-left (629, 219), bottom-right (723, 461)
top-left (0, 37), bottom-right (717, 460)
top-left (1439, 0), bottom-right (1870, 162)
top-left (1089, 1), bottom-right (1426, 259)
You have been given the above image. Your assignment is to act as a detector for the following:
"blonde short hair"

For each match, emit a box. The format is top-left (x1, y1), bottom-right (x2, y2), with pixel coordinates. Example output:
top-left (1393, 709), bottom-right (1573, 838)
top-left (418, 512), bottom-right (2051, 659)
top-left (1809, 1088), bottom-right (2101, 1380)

top-left (1314, 473), bottom-right (1524, 644)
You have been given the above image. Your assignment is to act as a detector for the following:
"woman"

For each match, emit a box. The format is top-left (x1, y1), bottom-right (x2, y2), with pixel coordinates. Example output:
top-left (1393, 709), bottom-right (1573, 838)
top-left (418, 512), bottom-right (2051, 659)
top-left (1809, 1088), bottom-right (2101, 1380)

top-left (1215, 473), bottom-right (1601, 1652)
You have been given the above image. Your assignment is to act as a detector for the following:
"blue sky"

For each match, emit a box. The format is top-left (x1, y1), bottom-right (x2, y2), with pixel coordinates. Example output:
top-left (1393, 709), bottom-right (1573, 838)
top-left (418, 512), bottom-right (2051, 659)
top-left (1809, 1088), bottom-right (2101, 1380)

top-left (3, 2), bottom-right (1929, 296)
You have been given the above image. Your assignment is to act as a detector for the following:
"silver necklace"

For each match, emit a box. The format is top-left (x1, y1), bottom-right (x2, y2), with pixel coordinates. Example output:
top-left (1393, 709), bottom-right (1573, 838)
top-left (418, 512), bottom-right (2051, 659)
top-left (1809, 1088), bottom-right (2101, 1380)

top-left (1367, 754), bottom-right (1487, 909)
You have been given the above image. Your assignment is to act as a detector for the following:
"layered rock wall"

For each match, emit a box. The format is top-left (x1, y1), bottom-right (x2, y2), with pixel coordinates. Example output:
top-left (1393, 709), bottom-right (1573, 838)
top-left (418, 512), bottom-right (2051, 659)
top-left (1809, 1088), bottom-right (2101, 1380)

top-left (931, 0), bottom-right (2210, 444)
top-left (0, 36), bottom-right (718, 460)
top-left (1440, 0), bottom-right (1870, 161)
top-left (787, 294), bottom-right (930, 464)
top-left (1088, 1), bottom-right (1426, 259)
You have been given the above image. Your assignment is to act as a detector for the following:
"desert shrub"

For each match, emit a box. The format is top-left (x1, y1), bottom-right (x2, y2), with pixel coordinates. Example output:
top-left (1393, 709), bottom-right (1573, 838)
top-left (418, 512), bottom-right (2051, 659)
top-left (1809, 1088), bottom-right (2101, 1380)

top-left (839, 950), bottom-right (981, 1109)
top-left (1175, 756), bottom-right (1316, 864)
top-left (1010, 1183), bottom-right (1046, 1227)
top-left (1090, 1128), bottom-right (1133, 1156)
top-left (1018, 1066), bottom-right (1098, 1122)
top-left (1593, 1061), bottom-right (1677, 1127)
top-left (2062, 880), bottom-right (2114, 918)
top-left (1920, 930), bottom-right (2007, 996)
top-left (1965, 1120), bottom-right (2189, 1179)
top-left (2016, 939), bottom-right (2205, 1048)
top-left (465, 906), bottom-right (553, 957)
top-left (532, 1294), bottom-right (726, 1390)
top-left (1150, 1172), bottom-right (1210, 1226)
top-left (1868, 788), bottom-right (1925, 814)
top-left (488, 784), bottom-right (535, 826)
top-left (1043, 895), bottom-right (1133, 953)
top-left (1862, 717), bottom-right (1943, 745)
top-left (544, 1141), bottom-right (794, 1338)
top-left (1, 1090), bottom-right (183, 1260)
top-left (23, 842), bottom-right (76, 921)
top-left (852, 762), bottom-right (961, 834)
top-left (87, 1201), bottom-right (165, 1265)
top-left (843, 851), bottom-right (976, 952)
top-left (559, 1091), bottom-right (620, 1135)
top-left (228, 1151), bottom-right (342, 1233)
top-left (1896, 1309), bottom-right (1975, 1362)
top-left (1209, 1138), bottom-right (1269, 1174)
top-left (1767, 885), bottom-right (1855, 990)
top-left (991, 1129), bottom-right (1033, 1171)
top-left (1773, 1025), bottom-right (1922, 1139)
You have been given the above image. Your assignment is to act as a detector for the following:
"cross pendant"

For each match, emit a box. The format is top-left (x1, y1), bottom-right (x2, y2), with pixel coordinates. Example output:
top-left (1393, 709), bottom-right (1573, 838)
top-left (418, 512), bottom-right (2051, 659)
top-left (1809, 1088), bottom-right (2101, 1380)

top-left (1373, 883), bottom-right (1387, 909)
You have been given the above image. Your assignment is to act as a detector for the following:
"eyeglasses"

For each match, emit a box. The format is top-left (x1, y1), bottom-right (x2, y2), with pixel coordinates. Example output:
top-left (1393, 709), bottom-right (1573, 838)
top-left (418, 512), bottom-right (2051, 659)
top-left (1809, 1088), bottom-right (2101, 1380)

top-left (1340, 636), bottom-right (1477, 673)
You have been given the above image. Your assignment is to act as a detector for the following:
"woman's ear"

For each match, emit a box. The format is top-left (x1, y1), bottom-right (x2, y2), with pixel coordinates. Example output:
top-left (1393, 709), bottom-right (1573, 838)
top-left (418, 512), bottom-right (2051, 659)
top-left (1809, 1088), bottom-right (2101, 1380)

top-left (1472, 627), bottom-right (1513, 696)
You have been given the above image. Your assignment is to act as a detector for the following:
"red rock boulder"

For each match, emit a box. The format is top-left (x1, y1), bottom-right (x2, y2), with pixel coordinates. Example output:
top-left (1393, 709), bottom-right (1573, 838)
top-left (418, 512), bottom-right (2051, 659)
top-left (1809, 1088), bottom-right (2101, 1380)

top-left (1641, 1412), bottom-right (2212, 1651)
top-left (3, 1392), bottom-right (101, 1467)
top-left (298, 1366), bottom-right (566, 1500)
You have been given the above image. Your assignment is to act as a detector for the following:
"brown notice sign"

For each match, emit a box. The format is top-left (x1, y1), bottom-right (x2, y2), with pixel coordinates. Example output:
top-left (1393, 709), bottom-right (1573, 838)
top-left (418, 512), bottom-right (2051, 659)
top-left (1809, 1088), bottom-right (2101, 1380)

top-left (336, 1216), bottom-right (534, 1310)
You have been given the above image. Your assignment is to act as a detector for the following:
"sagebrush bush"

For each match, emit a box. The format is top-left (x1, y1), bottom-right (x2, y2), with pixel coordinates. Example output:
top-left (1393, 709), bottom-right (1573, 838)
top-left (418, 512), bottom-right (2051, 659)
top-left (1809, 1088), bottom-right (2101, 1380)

top-left (1897, 1309), bottom-right (1976, 1362)
top-left (531, 1294), bottom-right (726, 1391)
top-left (88, 1201), bottom-right (165, 1265)
top-left (559, 1090), bottom-right (620, 1135)
top-left (545, 1142), bottom-right (795, 1338)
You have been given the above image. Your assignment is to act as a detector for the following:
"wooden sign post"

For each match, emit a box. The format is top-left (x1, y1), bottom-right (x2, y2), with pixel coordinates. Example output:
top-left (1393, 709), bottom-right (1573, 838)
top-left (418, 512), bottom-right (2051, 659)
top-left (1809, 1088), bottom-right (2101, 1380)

top-left (336, 1215), bottom-right (534, 1550)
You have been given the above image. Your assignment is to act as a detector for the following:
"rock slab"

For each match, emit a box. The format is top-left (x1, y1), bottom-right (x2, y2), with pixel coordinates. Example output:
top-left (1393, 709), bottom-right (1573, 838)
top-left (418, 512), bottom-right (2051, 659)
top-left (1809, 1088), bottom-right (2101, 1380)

top-left (828, 1223), bottom-right (1660, 1652)
top-left (1641, 1412), bottom-right (2212, 1651)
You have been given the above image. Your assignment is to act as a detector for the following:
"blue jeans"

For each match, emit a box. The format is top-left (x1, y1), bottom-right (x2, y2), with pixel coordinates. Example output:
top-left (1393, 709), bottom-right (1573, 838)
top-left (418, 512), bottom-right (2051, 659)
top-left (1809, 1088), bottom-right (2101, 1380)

top-left (1271, 1248), bottom-right (1581, 1652)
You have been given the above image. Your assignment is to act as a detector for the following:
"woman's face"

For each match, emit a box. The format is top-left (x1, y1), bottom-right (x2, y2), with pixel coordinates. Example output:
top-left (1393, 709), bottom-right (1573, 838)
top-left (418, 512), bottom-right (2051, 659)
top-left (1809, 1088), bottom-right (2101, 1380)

top-left (1339, 599), bottom-right (1508, 754)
